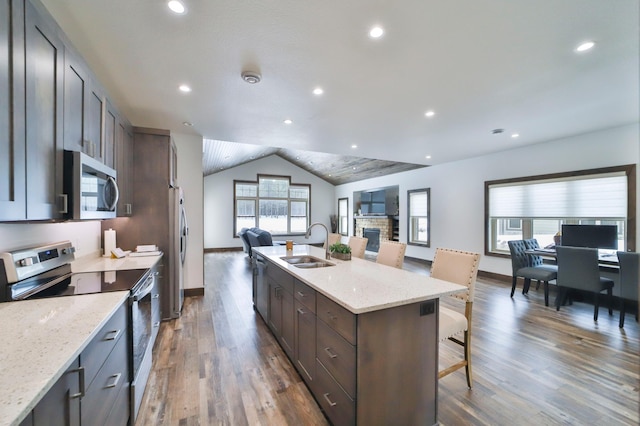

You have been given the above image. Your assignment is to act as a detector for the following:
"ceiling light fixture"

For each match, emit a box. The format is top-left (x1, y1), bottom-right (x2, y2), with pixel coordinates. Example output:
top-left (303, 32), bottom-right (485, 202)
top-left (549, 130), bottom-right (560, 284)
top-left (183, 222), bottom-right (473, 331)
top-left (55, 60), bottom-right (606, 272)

top-left (575, 41), bottom-right (595, 52)
top-left (369, 26), bottom-right (384, 38)
top-left (179, 84), bottom-right (191, 93)
top-left (167, 1), bottom-right (186, 14)
top-left (182, 121), bottom-right (193, 126)
top-left (241, 70), bottom-right (261, 84)
top-left (313, 87), bottom-right (324, 95)
top-left (283, 119), bottom-right (293, 125)
top-left (425, 155), bottom-right (431, 159)
top-left (351, 144), bottom-right (358, 149)
top-left (425, 110), bottom-right (435, 118)
top-left (511, 133), bottom-right (520, 138)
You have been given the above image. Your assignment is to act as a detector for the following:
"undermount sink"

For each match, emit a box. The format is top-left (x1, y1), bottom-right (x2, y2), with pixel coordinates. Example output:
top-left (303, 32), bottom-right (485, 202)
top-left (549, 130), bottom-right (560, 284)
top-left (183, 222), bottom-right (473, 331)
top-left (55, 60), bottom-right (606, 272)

top-left (280, 255), bottom-right (335, 268)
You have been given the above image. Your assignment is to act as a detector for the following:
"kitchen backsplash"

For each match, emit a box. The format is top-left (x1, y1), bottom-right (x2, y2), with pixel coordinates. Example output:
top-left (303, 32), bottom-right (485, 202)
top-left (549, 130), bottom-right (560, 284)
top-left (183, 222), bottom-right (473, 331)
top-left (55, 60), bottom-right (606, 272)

top-left (0, 221), bottom-right (101, 257)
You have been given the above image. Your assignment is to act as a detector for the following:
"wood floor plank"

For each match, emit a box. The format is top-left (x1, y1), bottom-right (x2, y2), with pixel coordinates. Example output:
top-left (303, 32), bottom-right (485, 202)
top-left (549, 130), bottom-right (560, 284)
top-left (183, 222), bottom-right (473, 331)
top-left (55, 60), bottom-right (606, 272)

top-left (137, 251), bottom-right (639, 425)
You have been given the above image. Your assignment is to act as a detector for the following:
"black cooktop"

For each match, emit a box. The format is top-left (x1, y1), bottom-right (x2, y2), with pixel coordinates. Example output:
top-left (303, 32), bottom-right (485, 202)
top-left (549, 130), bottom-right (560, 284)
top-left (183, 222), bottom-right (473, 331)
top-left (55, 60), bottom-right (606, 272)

top-left (11, 267), bottom-right (148, 300)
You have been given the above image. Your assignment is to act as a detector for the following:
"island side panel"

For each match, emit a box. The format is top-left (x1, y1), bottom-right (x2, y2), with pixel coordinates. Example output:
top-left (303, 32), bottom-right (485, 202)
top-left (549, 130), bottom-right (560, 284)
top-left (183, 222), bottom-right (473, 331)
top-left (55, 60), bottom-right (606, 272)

top-left (356, 300), bottom-right (439, 425)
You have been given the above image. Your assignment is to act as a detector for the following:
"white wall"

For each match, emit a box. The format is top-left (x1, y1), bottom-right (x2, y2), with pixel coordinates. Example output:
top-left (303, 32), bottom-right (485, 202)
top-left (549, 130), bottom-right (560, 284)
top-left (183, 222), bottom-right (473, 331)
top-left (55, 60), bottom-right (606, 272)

top-left (204, 155), bottom-right (336, 249)
top-left (0, 221), bottom-right (102, 256)
top-left (336, 123), bottom-right (640, 277)
top-left (173, 132), bottom-right (205, 290)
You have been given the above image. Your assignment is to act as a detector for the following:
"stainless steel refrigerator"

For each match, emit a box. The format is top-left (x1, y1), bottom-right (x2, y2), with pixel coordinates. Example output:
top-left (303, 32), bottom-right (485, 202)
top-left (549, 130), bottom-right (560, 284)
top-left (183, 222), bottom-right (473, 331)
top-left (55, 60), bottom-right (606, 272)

top-left (103, 127), bottom-right (187, 320)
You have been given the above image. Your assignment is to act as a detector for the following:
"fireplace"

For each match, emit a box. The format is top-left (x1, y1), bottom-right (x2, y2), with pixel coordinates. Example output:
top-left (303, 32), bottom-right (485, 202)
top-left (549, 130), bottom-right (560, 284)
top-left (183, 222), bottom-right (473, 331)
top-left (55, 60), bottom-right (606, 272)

top-left (363, 228), bottom-right (381, 252)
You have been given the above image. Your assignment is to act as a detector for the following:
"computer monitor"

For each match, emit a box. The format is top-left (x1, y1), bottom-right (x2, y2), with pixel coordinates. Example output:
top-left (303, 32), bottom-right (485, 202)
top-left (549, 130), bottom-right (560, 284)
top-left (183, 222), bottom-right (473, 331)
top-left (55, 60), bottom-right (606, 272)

top-left (560, 224), bottom-right (618, 249)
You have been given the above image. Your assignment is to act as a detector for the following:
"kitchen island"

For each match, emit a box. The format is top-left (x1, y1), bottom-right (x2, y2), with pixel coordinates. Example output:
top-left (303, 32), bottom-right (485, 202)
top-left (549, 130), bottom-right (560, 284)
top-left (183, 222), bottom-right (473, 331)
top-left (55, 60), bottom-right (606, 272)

top-left (252, 245), bottom-right (466, 426)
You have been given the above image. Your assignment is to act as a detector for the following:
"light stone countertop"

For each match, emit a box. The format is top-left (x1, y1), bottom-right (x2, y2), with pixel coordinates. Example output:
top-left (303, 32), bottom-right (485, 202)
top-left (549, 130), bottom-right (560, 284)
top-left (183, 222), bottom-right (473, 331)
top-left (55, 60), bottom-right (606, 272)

top-left (253, 245), bottom-right (467, 314)
top-left (0, 292), bottom-right (130, 426)
top-left (71, 251), bottom-right (162, 273)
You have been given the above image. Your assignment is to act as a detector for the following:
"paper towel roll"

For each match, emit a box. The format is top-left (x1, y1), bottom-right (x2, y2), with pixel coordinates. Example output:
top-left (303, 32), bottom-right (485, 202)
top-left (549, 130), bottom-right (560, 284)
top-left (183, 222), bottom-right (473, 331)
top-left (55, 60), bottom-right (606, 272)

top-left (104, 228), bottom-right (117, 257)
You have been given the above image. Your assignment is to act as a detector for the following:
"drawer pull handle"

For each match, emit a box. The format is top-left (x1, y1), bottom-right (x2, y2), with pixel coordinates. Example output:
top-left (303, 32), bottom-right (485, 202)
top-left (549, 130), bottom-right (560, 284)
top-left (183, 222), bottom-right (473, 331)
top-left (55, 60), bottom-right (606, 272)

top-left (323, 393), bottom-right (337, 407)
top-left (326, 311), bottom-right (337, 321)
top-left (105, 373), bottom-right (122, 389)
top-left (297, 291), bottom-right (307, 297)
top-left (324, 347), bottom-right (338, 359)
top-left (297, 308), bottom-right (306, 315)
top-left (69, 366), bottom-right (85, 399)
top-left (105, 329), bottom-right (121, 341)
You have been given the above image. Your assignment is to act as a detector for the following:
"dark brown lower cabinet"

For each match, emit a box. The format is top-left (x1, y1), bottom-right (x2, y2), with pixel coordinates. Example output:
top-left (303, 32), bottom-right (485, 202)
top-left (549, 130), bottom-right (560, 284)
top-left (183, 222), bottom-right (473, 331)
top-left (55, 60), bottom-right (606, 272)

top-left (31, 358), bottom-right (81, 426)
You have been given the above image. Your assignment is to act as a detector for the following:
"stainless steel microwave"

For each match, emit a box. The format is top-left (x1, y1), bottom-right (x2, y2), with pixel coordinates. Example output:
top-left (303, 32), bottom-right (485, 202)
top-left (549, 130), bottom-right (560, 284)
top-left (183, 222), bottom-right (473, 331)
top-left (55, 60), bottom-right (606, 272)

top-left (63, 150), bottom-right (119, 220)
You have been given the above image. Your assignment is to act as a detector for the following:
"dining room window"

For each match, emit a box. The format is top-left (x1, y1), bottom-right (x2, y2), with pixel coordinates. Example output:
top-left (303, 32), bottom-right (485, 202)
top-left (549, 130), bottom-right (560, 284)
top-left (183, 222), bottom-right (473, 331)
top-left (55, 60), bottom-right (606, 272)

top-left (485, 165), bottom-right (635, 256)
top-left (338, 198), bottom-right (348, 236)
top-left (408, 188), bottom-right (430, 247)
top-left (234, 175), bottom-right (310, 235)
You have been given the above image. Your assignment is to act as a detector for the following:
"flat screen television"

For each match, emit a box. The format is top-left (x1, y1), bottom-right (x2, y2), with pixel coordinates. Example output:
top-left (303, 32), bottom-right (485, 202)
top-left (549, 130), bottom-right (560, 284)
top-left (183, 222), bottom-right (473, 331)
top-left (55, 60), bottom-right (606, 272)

top-left (560, 224), bottom-right (618, 249)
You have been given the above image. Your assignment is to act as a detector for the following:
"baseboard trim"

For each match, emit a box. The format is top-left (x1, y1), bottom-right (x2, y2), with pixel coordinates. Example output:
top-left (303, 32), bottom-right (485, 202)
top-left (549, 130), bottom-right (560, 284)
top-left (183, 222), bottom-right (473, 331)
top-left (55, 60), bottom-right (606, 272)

top-left (185, 287), bottom-right (204, 297)
top-left (205, 247), bottom-right (243, 253)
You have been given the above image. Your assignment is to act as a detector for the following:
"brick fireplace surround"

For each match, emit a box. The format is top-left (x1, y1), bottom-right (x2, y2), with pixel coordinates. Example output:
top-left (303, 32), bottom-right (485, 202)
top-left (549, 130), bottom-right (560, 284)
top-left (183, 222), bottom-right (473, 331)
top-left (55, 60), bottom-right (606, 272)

top-left (354, 216), bottom-right (393, 242)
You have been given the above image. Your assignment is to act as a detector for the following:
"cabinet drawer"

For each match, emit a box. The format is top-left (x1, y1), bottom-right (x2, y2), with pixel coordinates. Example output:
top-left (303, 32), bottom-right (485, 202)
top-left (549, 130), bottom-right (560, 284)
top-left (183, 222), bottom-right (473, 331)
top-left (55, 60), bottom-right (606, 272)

top-left (294, 279), bottom-right (316, 313)
top-left (315, 359), bottom-right (355, 426)
top-left (317, 318), bottom-right (356, 398)
top-left (317, 293), bottom-right (356, 345)
top-left (82, 330), bottom-right (129, 425)
top-left (268, 264), bottom-right (294, 293)
top-left (81, 302), bottom-right (127, 389)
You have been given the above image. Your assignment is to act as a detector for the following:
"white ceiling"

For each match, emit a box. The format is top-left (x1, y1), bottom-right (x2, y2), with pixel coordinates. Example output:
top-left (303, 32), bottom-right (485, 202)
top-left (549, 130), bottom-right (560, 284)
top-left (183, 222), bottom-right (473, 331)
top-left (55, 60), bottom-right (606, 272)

top-left (41, 0), bottom-right (639, 176)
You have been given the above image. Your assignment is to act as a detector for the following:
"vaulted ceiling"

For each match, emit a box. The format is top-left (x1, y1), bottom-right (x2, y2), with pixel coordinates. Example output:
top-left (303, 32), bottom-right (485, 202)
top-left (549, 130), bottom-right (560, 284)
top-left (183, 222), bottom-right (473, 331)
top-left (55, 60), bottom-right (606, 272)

top-left (41, 0), bottom-right (639, 184)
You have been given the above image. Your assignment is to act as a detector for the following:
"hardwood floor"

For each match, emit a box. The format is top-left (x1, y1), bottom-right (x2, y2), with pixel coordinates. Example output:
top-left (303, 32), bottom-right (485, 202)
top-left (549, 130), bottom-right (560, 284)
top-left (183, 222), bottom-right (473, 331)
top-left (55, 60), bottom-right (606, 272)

top-left (137, 251), bottom-right (639, 425)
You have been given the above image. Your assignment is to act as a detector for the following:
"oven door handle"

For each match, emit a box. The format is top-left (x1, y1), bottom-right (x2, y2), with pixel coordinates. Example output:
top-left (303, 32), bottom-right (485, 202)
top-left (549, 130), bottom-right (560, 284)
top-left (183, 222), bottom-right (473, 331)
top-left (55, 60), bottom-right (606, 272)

top-left (132, 275), bottom-right (154, 301)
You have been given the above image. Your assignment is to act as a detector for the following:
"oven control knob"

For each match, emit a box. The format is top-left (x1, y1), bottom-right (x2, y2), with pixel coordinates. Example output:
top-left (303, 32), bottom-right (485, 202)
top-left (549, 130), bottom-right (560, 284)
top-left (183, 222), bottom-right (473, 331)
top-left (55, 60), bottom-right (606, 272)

top-left (18, 257), bottom-right (34, 267)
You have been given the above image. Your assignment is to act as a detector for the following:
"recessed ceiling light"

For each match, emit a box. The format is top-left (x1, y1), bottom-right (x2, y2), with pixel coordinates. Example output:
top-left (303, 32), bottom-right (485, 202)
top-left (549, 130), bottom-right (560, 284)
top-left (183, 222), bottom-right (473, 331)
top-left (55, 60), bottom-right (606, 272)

top-left (425, 155), bottom-right (431, 159)
top-left (425, 110), bottom-right (435, 118)
top-left (167, 1), bottom-right (186, 14)
top-left (369, 26), bottom-right (384, 38)
top-left (182, 121), bottom-right (193, 127)
top-left (179, 84), bottom-right (191, 93)
top-left (353, 166), bottom-right (357, 170)
top-left (575, 41), bottom-right (595, 52)
top-left (313, 87), bottom-right (324, 95)
top-left (283, 119), bottom-right (293, 125)
top-left (351, 144), bottom-right (358, 149)
top-left (241, 70), bottom-right (261, 84)
top-left (511, 133), bottom-right (520, 138)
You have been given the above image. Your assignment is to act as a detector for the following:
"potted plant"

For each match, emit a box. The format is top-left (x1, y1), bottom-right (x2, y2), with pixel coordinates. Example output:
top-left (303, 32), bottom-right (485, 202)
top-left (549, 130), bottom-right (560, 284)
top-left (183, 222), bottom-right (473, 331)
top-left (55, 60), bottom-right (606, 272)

top-left (329, 242), bottom-right (351, 260)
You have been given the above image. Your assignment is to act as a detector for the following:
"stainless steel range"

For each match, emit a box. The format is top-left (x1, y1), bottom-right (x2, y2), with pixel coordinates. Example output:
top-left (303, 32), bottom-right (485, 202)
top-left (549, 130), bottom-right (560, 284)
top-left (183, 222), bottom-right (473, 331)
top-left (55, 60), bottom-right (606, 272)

top-left (0, 241), bottom-right (158, 423)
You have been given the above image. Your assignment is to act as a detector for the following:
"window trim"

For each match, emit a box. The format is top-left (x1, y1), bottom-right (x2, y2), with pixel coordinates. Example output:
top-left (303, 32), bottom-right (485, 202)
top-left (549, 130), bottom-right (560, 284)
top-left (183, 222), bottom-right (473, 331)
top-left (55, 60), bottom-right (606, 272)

top-left (338, 197), bottom-right (349, 236)
top-left (233, 174), bottom-right (311, 237)
top-left (484, 164), bottom-right (636, 257)
top-left (407, 188), bottom-right (430, 247)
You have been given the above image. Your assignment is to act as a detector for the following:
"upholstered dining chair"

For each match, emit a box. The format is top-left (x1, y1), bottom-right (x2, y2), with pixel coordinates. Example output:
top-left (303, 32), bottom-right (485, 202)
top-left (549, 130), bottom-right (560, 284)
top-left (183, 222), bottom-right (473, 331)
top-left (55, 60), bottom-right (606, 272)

top-left (324, 233), bottom-right (342, 250)
top-left (508, 239), bottom-right (558, 306)
top-left (429, 247), bottom-right (480, 388)
top-left (616, 251), bottom-right (639, 328)
top-left (556, 246), bottom-right (614, 321)
top-left (376, 241), bottom-right (407, 269)
top-left (348, 236), bottom-right (368, 259)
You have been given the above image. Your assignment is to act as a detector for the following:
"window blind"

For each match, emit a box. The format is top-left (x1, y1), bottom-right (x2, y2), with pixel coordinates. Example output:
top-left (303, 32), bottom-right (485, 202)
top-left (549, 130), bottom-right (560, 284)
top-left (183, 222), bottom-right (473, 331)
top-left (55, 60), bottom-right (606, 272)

top-left (489, 173), bottom-right (627, 218)
top-left (409, 191), bottom-right (428, 216)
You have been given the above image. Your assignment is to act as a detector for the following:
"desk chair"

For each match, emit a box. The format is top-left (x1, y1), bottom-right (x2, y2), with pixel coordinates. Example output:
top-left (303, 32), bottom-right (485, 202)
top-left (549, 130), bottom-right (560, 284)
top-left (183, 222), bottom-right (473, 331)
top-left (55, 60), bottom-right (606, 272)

top-left (430, 248), bottom-right (480, 388)
top-left (616, 251), bottom-right (639, 328)
top-left (508, 240), bottom-right (558, 306)
top-left (556, 246), bottom-right (614, 321)
top-left (376, 241), bottom-right (406, 269)
top-left (348, 236), bottom-right (368, 259)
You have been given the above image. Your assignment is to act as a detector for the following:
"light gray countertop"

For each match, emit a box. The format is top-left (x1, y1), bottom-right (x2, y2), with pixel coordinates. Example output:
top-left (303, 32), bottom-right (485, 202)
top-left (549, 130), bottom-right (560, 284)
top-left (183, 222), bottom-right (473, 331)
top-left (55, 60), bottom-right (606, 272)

top-left (0, 292), bottom-right (130, 426)
top-left (253, 245), bottom-right (466, 314)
